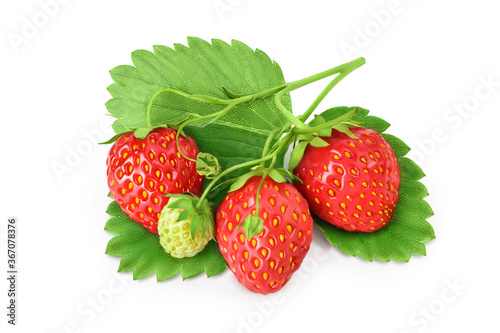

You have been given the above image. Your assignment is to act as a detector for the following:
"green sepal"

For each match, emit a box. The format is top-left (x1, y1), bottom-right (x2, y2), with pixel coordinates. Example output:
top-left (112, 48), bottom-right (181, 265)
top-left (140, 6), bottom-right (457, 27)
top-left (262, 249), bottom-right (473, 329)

top-left (273, 168), bottom-right (302, 183)
top-left (201, 215), bottom-right (211, 238)
top-left (314, 114), bottom-right (326, 125)
top-left (190, 214), bottom-right (204, 239)
top-left (331, 123), bottom-right (358, 139)
top-left (178, 207), bottom-right (195, 222)
top-left (289, 141), bottom-right (309, 171)
top-left (243, 215), bottom-right (264, 239)
top-left (229, 172), bottom-right (256, 193)
top-left (314, 115), bottom-right (332, 137)
top-left (196, 152), bottom-right (222, 179)
top-left (167, 197), bottom-right (192, 209)
top-left (134, 127), bottom-right (153, 140)
top-left (296, 133), bottom-right (315, 142)
top-left (100, 132), bottom-right (126, 145)
top-left (267, 168), bottom-right (287, 183)
top-left (167, 194), bottom-right (215, 240)
top-left (228, 163), bottom-right (292, 193)
top-left (309, 136), bottom-right (330, 147)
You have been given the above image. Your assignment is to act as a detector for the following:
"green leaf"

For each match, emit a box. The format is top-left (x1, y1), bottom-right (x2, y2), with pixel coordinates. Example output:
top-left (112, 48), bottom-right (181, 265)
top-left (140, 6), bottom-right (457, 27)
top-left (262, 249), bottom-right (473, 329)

top-left (382, 133), bottom-right (411, 157)
top-left (107, 38), bottom-right (291, 133)
top-left (105, 201), bottom-right (226, 280)
top-left (313, 106), bottom-right (435, 262)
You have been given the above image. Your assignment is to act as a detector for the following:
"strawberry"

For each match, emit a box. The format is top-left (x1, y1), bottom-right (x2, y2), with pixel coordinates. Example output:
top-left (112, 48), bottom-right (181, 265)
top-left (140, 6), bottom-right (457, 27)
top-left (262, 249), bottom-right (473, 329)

top-left (294, 127), bottom-right (400, 232)
top-left (157, 196), bottom-right (214, 258)
top-left (106, 128), bottom-right (204, 233)
top-left (215, 176), bottom-right (313, 294)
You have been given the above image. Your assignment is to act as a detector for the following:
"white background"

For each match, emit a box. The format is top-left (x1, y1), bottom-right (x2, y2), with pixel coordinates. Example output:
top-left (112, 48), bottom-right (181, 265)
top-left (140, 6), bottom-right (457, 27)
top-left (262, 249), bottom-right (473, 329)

top-left (1, 0), bottom-right (499, 332)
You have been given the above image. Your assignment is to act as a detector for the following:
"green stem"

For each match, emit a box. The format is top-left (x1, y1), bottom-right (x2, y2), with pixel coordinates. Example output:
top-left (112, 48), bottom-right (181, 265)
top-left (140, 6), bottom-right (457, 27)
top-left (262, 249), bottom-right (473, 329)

top-left (147, 58), bottom-right (366, 205)
top-left (145, 58), bottom-right (365, 128)
top-left (196, 155), bottom-right (273, 208)
top-left (195, 131), bottom-right (294, 209)
top-left (293, 108), bottom-right (358, 134)
top-left (261, 128), bottom-right (281, 160)
top-left (174, 104), bottom-right (237, 161)
top-left (254, 155), bottom-right (277, 215)
top-left (287, 57), bottom-right (366, 92)
top-left (298, 71), bottom-right (350, 122)
top-left (201, 103), bottom-right (238, 127)
top-left (298, 58), bottom-right (365, 122)
top-left (271, 57), bottom-right (365, 131)
top-left (274, 92), bottom-right (308, 129)
top-left (145, 88), bottom-right (251, 128)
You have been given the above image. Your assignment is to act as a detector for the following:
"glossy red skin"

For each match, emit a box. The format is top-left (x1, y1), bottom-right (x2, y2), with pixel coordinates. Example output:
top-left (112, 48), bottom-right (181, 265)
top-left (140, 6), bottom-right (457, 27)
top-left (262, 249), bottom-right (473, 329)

top-left (216, 177), bottom-right (314, 295)
top-left (106, 128), bottom-right (203, 233)
top-left (294, 127), bottom-right (400, 232)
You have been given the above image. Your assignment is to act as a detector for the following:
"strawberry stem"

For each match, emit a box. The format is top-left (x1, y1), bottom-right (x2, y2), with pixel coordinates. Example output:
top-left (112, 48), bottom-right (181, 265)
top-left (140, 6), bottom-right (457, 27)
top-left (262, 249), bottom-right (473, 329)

top-left (261, 128), bottom-right (281, 161)
top-left (144, 58), bottom-right (365, 130)
top-left (293, 107), bottom-right (358, 135)
top-left (143, 58), bottom-right (366, 205)
top-left (195, 132), bottom-right (294, 209)
top-left (254, 155), bottom-right (277, 215)
top-left (144, 88), bottom-right (248, 128)
top-left (294, 57), bottom-right (365, 122)
top-left (174, 104), bottom-right (237, 162)
top-left (274, 91), bottom-right (309, 129)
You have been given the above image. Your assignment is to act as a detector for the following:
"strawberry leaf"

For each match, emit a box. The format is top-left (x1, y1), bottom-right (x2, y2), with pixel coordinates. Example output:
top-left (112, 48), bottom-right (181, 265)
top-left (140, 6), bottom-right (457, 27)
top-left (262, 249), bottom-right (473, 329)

top-left (312, 106), bottom-right (435, 262)
top-left (106, 37), bottom-right (291, 134)
top-left (105, 201), bottom-right (226, 280)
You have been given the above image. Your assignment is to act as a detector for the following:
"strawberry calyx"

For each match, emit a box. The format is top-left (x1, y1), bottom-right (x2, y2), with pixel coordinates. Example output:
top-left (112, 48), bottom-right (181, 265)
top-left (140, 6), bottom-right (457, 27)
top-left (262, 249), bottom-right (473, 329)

top-left (229, 165), bottom-right (298, 193)
top-left (288, 108), bottom-right (362, 171)
top-left (240, 215), bottom-right (264, 241)
top-left (228, 166), bottom-right (300, 239)
top-left (196, 152), bottom-right (222, 179)
top-left (166, 193), bottom-right (214, 239)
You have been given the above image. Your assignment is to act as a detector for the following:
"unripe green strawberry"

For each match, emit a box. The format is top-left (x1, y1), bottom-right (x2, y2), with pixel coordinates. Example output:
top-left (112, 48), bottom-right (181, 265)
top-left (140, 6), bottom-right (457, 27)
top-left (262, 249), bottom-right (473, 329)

top-left (157, 196), bottom-right (214, 258)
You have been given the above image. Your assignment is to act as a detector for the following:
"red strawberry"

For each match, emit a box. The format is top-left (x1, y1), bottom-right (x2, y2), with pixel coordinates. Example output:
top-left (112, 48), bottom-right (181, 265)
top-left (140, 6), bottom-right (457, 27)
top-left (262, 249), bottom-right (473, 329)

top-left (294, 127), bottom-right (400, 232)
top-left (215, 176), bottom-right (313, 294)
top-left (106, 128), bottom-right (204, 233)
